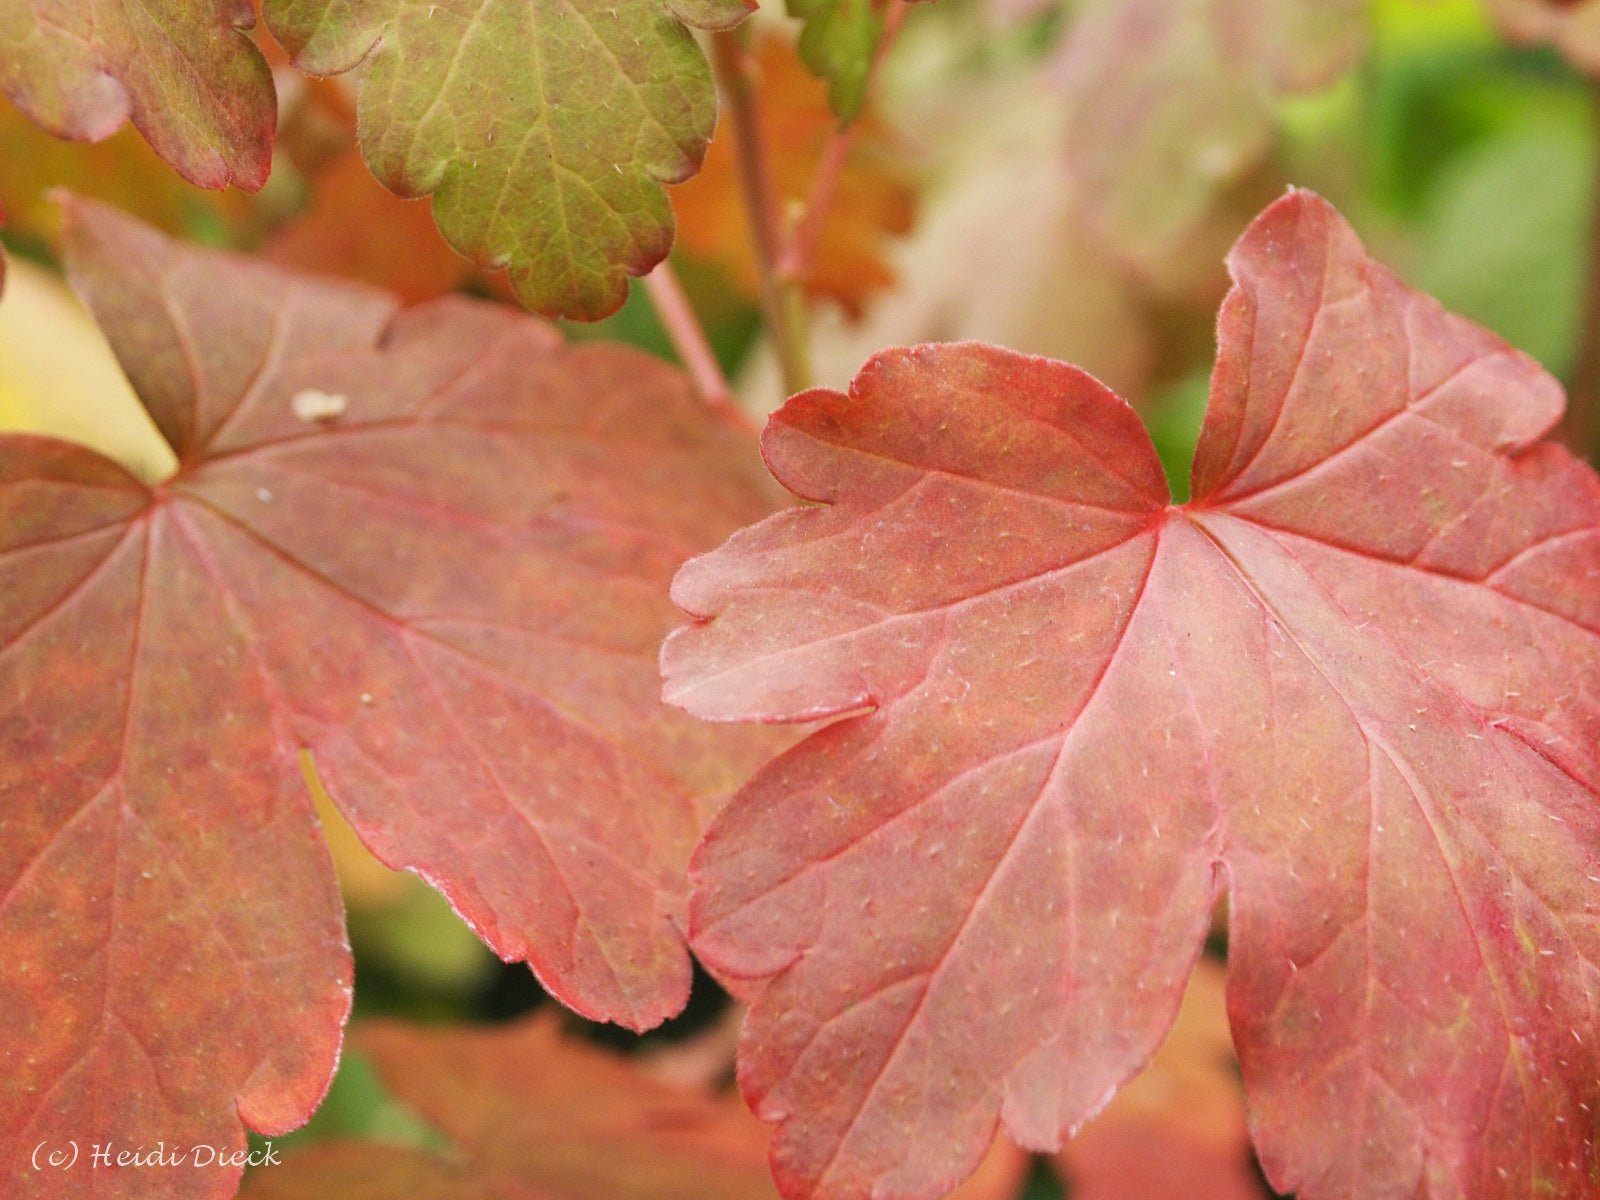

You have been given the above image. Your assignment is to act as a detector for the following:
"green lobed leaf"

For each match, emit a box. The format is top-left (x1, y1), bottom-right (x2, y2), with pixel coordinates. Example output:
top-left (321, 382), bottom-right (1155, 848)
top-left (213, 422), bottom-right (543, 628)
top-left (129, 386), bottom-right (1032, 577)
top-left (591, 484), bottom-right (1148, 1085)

top-left (262, 0), bottom-right (737, 321)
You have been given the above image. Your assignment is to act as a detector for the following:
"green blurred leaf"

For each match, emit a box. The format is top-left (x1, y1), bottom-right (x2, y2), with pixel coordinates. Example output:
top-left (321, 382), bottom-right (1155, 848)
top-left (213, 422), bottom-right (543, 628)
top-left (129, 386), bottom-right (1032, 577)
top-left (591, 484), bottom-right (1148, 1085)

top-left (1365, 0), bottom-right (1584, 217)
top-left (788, 0), bottom-right (886, 122)
top-left (347, 885), bottom-right (499, 1002)
top-left (263, 0), bottom-right (731, 320)
top-left (1415, 113), bottom-right (1593, 377)
top-left (1146, 369), bottom-right (1212, 504)
top-left (247, 1052), bottom-right (450, 1170)
top-left (1370, 0), bottom-right (1493, 54)
top-left (1019, 1157), bottom-right (1066, 1200)
top-left (560, 256), bottom-right (762, 378)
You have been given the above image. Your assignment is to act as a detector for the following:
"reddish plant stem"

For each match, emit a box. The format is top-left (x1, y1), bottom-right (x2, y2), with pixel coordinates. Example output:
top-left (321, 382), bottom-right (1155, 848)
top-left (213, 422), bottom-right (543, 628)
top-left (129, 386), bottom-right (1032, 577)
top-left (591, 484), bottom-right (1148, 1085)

top-left (778, 129), bottom-right (853, 284)
top-left (711, 31), bottom-right (785, 270)
top-left (711, 29), bottom-right (813, 395)
top-left (777, 0), bottom-right (911, 286)
top-left (1564, 81), bottom-right (1600, 458)
top-left (642, 261), bottom-right (745, 427)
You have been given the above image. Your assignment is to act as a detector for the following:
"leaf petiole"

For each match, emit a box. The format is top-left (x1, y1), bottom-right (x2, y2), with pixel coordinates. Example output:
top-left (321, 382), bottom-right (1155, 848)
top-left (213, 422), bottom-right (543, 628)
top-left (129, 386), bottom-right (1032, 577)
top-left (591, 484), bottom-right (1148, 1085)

top-left (641, 260), bottom-right (751, 431)
top-left (711, 28), bottom-right (815, 396)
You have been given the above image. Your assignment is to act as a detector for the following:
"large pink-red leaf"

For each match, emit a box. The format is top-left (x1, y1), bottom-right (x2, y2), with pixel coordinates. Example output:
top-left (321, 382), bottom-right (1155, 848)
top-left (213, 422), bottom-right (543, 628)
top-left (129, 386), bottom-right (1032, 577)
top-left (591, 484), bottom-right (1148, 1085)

top-left (1, 199), bottom-right (785, 1199)
top-left (663, 190), bottom-right (1600, 1200)
top-left (0, 0), bottom-right (275, 189)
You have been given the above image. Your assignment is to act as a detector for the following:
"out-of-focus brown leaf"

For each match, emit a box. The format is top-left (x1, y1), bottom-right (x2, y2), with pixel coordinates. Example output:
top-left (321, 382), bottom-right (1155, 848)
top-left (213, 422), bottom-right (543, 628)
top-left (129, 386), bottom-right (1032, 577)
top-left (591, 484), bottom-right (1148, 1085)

top-left (673, 35), bottom-right (916, 320)
top-left (263, 150), bottom-right (489, 303)
top-left (1486, 0), bottom-right (1600, 73)
top-left (240, 1015), bottom-right (1030, 1200)
top-left (247, 1015), bottom-right (777, 1200)
top-left (642, 1002), bottom-right (748, 1090)
top-left (950, 1137), bottom-right (1030, 1200)
top-left (1054, 960), bottom-right (1264, 1200)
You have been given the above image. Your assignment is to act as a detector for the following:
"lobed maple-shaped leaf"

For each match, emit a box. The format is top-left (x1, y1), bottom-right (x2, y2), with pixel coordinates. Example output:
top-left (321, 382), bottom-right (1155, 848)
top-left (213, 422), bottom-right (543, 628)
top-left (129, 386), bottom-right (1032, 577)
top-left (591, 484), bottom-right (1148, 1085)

top-left (239, 1014), bottom-right (1030, 1200)
top-left (260, 0), bottom-right (745, 322)
top-left (0, 1), bottom-right (275, 189)
top-left (663, 190), bottom-right (1600, 1200)
top-left (1486, 0), bottom-right (1600, 75)
top-left (1, 199), bottom-right (788, 1200)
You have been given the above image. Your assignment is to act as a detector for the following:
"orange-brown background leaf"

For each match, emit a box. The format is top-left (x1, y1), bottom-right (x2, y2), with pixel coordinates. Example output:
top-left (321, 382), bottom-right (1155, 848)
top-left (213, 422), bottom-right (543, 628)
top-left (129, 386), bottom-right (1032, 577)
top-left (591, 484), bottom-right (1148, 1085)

top-left (0, 100), bottom-right (256, 249)
top-left (1054, 960), bottom-right (1264, 1200)
top-left (672, 35), bottom-right (916, 320)
top-left (240, 1016), bottom-right (1031, 1200)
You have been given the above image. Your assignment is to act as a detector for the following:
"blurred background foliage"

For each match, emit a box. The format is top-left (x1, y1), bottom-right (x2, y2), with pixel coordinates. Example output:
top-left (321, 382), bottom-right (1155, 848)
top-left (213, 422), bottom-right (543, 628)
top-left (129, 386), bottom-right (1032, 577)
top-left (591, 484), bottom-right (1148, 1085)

top-left (2, 0), bottom-right (1596, 1195)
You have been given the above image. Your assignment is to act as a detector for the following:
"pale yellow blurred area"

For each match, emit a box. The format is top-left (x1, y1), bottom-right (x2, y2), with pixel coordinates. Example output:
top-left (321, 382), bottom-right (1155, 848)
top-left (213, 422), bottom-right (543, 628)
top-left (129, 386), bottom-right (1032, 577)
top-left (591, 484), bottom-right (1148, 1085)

top-left (299, 753), bottom-right (413, 909)
top-left (301, 754), bottom-right (497, 997)
top-left (0, 254), bottom-right (177, 482)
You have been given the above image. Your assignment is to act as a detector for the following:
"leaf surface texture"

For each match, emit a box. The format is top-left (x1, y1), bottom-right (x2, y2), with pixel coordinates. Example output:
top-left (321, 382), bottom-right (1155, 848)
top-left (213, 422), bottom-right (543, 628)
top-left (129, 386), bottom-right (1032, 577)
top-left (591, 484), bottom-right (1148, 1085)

top-left (665, 191), bottom-right (1600, 1200)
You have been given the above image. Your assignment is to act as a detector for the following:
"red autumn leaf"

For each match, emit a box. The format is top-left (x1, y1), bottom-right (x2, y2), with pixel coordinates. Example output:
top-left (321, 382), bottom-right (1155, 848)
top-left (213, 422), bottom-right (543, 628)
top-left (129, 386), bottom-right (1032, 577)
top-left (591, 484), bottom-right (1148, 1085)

top-left (1054, 959), bottom-right (1264, 1200)
top-left (239, 1015), bottom-right (1030, 1200)
top-left (0, 1), bottom-right (275, 190)
top-left (663, 190), bottom-right (1600, 1200)
top-left (1, 199), bottom-right (788, 1200)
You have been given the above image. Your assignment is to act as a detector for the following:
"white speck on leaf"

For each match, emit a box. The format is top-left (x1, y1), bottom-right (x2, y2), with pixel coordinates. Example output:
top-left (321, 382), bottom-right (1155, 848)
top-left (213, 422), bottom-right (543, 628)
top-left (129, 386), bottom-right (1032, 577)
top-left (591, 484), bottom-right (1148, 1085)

top-left (292, 389), bottom-right (349, 423)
